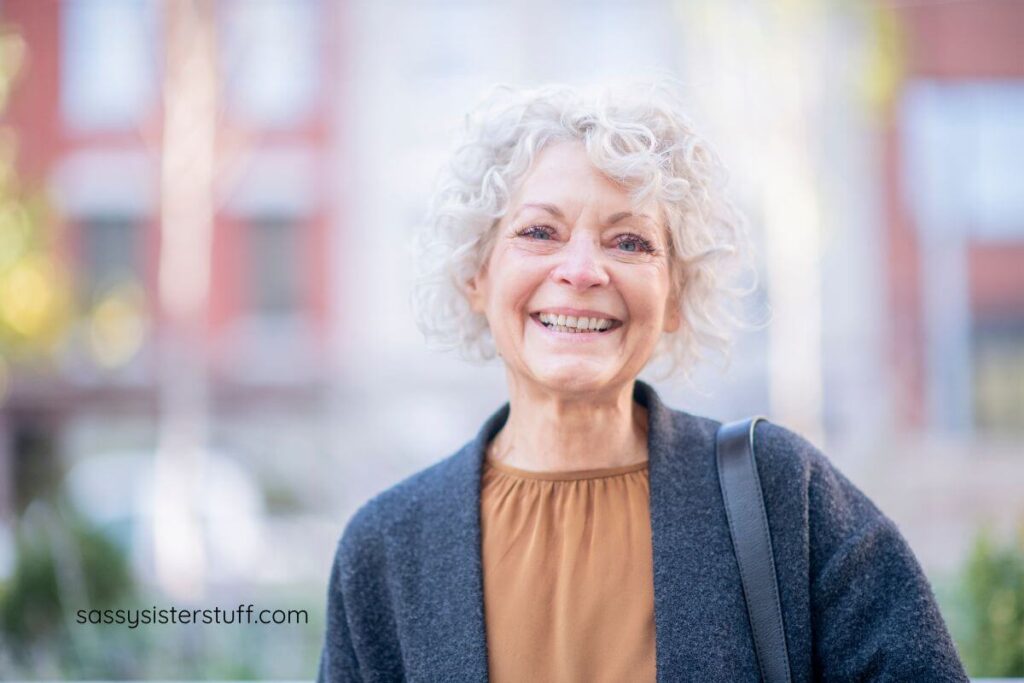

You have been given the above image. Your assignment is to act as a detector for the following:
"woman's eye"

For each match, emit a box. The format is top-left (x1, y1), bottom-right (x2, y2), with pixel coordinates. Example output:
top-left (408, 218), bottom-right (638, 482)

top-left (517, 225), bottom-right (555, 240)
top-left (616, 234), bottom-right (656, 254)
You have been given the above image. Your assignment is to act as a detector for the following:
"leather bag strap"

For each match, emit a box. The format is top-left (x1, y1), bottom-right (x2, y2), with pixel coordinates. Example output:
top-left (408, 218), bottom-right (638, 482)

top-left (716, 417), bottom-right (793, 683)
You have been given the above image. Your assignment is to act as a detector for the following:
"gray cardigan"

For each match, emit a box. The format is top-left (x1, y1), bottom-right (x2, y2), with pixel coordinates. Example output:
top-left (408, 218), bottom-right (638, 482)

top-left (318, 379), bottom-right (968, 682)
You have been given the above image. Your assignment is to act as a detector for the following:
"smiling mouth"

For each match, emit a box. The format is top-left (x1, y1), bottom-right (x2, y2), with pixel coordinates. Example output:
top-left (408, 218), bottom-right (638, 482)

top-left (529, 312), bottom-right (624, 334)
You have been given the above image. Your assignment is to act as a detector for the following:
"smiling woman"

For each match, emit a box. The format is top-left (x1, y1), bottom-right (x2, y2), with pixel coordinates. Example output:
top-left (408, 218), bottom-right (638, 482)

top-left (468, 142), bottom-right (678, 398)
top-left (318, 79), bottom-right (968, 682)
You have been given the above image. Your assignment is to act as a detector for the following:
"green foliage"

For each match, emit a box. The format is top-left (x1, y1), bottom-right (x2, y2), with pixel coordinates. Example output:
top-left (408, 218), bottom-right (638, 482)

top-left (0, 500), bottom-right (135, 665)
top-left (956, 526), bottom-right (1024, 676)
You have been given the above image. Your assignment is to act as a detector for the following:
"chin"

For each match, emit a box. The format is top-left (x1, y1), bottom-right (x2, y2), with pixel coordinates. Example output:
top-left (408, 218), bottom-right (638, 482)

top-left (530, 361), bottom-right (618, 395)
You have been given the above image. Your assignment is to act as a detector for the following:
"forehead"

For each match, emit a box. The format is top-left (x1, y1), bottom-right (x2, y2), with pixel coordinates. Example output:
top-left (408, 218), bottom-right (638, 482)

top-left (510, 141), bottom-right (664, 224)
top-left (509, 142), bottom-right (663, 227)
top-left (517, 141), bottom-right (620, 192)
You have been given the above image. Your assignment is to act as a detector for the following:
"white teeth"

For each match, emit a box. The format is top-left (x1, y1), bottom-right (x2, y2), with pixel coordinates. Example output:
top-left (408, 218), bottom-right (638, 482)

top-left (537, 312), bottom-right (617, 332)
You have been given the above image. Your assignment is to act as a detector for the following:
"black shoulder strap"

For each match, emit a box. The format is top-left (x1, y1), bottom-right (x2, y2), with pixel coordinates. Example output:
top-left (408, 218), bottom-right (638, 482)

top-left (716, 417), bottom-right (793, 683)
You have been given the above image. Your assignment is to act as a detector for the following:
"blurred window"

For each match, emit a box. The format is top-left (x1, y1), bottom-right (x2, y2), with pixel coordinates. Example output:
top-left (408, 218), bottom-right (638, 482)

top-left (972, 320), bottom-right (1024, 434)
top-left (248, 215), bottom-right (302, 316)
top-left (218, 0), bottom-right (321, 128)
top-left (61, 0), bottom-right (160, 131)
top-left (903, 80), bottom-right (1024, 241)
top-left (78, 215), bottom-right (141, 307)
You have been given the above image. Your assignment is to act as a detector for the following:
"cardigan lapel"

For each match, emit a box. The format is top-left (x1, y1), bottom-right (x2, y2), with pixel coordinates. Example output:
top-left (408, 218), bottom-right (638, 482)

top-left (414, 398), bottom-right (507, 681)
top-left (425, 379), bottom-right (746, 681)
top-left (641, 379), bottom-right (750, 679)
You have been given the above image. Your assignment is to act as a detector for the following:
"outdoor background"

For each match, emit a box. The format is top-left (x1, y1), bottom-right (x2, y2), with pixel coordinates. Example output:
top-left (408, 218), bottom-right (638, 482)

top-left (0, 0), bottom-right (1021, 678)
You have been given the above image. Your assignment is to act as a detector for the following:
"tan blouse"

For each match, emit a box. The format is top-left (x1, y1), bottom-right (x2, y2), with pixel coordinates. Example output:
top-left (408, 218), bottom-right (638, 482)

top-left (480, 453), bottom-right (657, 683)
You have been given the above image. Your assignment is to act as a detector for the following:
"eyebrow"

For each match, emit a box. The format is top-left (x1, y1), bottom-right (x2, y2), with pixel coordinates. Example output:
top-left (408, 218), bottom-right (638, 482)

top-left (518, 202), bottom-right (657, 227)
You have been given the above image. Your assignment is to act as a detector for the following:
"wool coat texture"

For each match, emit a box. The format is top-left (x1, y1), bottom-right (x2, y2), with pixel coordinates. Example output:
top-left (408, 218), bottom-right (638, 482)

top-left (317, 379), bottom-right (968, 682)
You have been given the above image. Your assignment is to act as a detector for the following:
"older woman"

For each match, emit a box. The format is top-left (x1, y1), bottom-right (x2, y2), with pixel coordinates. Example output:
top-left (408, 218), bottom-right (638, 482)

top-left (318, 81), bottom-right (967, 682)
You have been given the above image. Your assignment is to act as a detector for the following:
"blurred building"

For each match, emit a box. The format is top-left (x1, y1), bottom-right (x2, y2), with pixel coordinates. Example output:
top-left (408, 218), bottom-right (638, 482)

top-left (0, 0), bottom-right (342, 588)
top-left (0, 0), bottom-right (1016, 676)
top-left (883, 0), bottom-right (1024, 436)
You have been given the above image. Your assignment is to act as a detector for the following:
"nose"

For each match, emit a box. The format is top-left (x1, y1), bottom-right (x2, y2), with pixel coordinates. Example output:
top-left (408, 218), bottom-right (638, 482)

top-left (550, 233), bottom-right (610, 291)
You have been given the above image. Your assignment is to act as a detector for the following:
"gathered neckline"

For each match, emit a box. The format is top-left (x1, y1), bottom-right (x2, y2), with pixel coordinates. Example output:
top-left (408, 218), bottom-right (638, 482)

top-left (483, 455), bottom-right (649, 481)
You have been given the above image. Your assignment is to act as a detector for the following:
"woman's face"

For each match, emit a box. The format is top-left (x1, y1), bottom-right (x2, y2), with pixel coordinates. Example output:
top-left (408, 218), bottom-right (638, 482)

top-left (466, 140), bottom-right (680, 396)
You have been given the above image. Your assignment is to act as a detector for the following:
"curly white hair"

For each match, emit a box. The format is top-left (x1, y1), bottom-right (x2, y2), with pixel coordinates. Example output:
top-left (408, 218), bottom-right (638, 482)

top-left (409, 77), bottom-right (762, 386)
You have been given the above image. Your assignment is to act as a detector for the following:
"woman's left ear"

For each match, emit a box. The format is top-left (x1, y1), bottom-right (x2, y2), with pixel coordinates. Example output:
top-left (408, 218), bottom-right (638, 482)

top-left (465, 269), bottom-right (486, 314)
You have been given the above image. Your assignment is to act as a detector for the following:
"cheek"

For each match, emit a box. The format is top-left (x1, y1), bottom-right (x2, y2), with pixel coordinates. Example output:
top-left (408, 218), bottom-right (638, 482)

top-left (624, 275), bottom-right (673, 326)
top-left (495, 260), bottom-right (546, 307)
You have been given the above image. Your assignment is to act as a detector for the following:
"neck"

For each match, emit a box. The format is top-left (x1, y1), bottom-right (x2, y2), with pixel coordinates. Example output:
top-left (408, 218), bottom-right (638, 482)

top-left (488, 374), bottom-right (649, 472)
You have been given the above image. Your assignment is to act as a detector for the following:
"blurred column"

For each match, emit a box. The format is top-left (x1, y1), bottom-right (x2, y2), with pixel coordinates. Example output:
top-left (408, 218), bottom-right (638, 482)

top-left (902, 82), bottom-right (973, 434)
top-left (153, 0), bottom-right (218, 600)
top-left (757, 6), bottom-right (828, 445)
